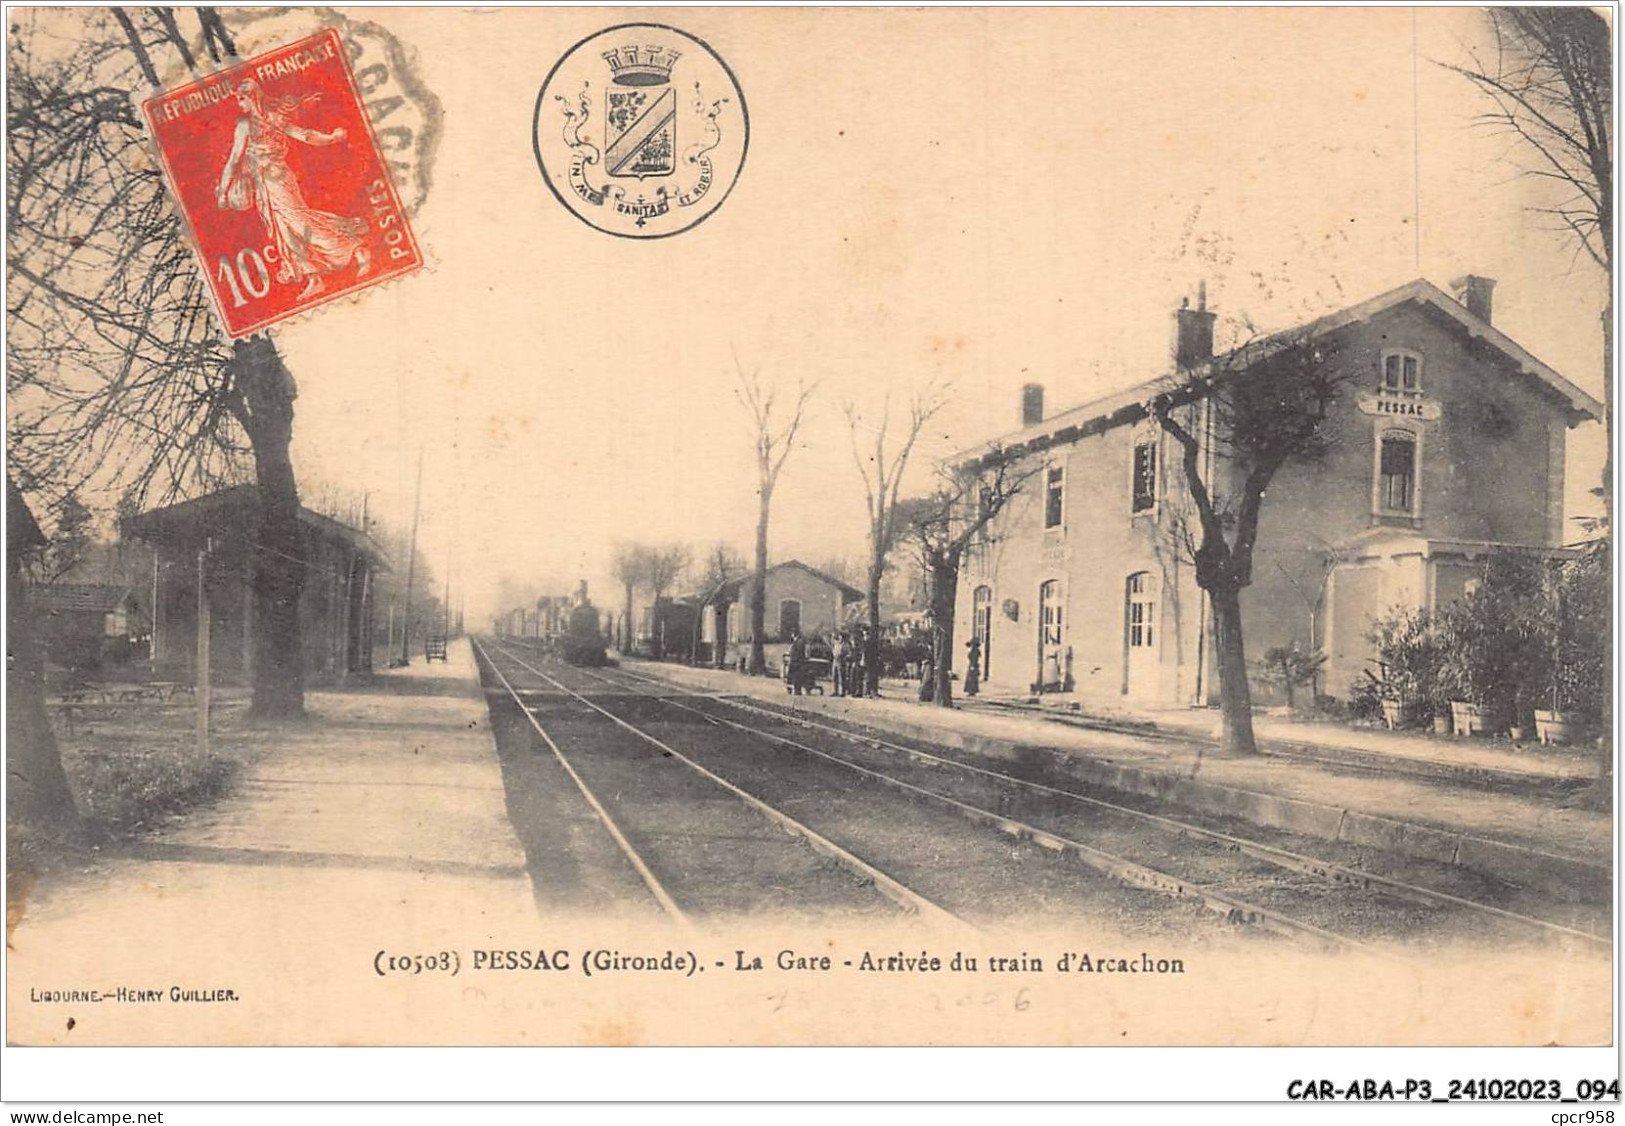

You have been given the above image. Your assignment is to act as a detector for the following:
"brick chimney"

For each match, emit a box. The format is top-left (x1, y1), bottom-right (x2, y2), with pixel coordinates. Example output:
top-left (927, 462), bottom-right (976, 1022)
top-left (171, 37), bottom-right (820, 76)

top-left (1021, 382), bottom-right (1044, 426)
top-left (1174, 282), bottom-right (1216, 371)
top-left (1451, 275), bottom-right (1496, 324)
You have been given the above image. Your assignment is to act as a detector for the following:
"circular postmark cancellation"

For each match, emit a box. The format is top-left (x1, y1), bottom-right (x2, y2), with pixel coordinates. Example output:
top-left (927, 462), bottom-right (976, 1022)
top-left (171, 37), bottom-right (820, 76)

top-left (225, 7), bottom-right (443, 219)
top-left (533, 23), bottom-right (748, 239)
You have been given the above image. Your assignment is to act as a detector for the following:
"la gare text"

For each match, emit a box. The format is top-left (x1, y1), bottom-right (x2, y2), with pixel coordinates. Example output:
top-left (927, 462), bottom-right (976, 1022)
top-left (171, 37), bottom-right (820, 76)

top-left (452, 949), bottom-right (1186, 975)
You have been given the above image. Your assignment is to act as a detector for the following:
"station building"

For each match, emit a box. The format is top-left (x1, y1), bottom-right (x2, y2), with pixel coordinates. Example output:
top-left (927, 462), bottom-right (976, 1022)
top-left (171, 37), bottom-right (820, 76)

top-left (124, 485), bottom-right (386, 684)
top-left (32, 583), bottom-right (148, 670)
top-left (950, 277), bottom-right (1603, 708)
top-left (697, 560), bottom-right (863, 667)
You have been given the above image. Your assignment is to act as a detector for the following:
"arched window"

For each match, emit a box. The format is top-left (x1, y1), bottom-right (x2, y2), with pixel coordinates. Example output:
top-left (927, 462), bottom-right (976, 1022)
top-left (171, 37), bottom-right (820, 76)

top-left (972, 585), bottom-right (993, 678)
top-left (1124, 571), bottom-right (1159, 696)
top-left (1039, 580), bottom-right (1063, 646)
top-left (1127, 572), bottom-right (1157, 648)
top-left (1379, 431), bottom-right (1417, 513)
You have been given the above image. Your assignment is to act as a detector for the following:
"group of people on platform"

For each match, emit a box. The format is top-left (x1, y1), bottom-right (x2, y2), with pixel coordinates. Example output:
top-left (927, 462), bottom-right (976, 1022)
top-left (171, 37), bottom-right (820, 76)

top-left (828, 628), bottom-right (871, 698)
top-left (782, 627), bottom-right (877, 697)
top-left (780, 627), bottom-right (985, 703)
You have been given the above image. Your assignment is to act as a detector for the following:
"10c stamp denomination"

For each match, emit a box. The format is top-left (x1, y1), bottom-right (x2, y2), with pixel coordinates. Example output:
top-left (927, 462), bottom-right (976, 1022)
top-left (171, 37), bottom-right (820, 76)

top-left (533, 22), bottom-right (749, 238)
top-left (143, 28), bottom-right (424, 338)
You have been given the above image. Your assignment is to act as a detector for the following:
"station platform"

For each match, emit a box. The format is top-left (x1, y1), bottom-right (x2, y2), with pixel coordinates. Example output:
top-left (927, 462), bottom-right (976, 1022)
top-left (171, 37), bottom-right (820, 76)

top-left (624, 658), bottom-right (1612, 893)
top-left (7, 637), bottom-right (536, 1045)
top-left (976, 690), bottom-right (1603, 787)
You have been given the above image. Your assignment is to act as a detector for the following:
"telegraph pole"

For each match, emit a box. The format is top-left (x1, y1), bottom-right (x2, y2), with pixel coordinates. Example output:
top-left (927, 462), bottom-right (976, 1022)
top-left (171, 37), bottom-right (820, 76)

top-left (399, 450), bottom-right (424, 667)
top-left (442, 537), bottom-right (453, 641)
top-left (150, 554), bottom-right (161, 672)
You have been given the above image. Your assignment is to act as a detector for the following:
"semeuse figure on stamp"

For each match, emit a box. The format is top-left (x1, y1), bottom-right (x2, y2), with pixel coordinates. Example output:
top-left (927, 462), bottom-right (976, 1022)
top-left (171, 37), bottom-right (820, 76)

top-left (217, 79), bottom-right (371, 301)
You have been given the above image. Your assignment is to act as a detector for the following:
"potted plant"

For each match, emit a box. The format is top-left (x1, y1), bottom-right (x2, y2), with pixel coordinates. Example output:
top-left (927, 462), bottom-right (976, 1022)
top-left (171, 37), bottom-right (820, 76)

top-left (1534, 703), bottom-right (1573, 746)
top-left (1367, 608), bottom-right (1442, 731)
top-left (1438, 612), bottom-right (1487, 737)
top-left (1534, 562), bottom-right (1587, 747)
top-left (1448, 697), bottom-right (1486, 737)
top-left (1533, 640), bottom-right (1576, 746)
top-left (1437, 555), bottom-right (1560, 739)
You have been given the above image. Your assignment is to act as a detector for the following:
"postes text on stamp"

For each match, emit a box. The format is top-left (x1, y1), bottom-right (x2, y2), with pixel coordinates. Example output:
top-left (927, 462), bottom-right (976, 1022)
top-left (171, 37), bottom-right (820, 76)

top-left (533, 23), bottom-right (749, 239)
top-left (143, 28), bottom-right (424, 338)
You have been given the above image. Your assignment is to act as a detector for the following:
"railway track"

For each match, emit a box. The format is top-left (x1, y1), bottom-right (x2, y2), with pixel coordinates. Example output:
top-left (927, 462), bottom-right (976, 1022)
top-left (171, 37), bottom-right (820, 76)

top-left (473, 638), bottom-right (965, 930)
top-left (482, 640), bottom-right (1289, 942)
top-left (577, 655), bottom-right (1609, 955)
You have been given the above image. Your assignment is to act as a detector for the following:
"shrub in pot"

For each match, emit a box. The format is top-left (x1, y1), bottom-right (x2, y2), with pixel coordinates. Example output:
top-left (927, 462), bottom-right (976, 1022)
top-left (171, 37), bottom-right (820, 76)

top-left (1366, 608), bottom-right (1443, 730)
top-left (1436, 556), bottom-right (1555, 737)
top-left (1539, 537), bottom-right (1611, 744)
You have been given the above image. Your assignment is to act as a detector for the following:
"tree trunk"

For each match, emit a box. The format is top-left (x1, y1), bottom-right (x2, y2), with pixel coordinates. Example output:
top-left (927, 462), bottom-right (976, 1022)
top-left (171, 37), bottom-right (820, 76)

top-left (930, 558), bottom-right (960, 708)
top-left (1602, 294), bottom-right (1612, 529)
top-left (621, 584), bottom-right (633, 653)
top-left (1601, 294), bottom-right (1613, 776)
top-left (864, 557), bottom-right (883, 697)
top-left (749, 493), bottom-right (769, 674)
top-left (236, 338), bottom-right (306, 720)
top-left (1210, 584), bottom-right (1257, 753)
top-left (6, 560), bottom-right (81, 835)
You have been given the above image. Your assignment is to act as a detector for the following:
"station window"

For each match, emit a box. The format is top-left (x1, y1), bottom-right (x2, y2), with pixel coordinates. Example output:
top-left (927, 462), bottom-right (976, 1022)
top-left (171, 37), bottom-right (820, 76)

top-left (1131, 440), bottom-right (1158, 513)
top-left (1044, 466), bottom-right (1065, 530)
top-left (779, 599), bottom-right (801, 639)
top-left (1381, 350), bottom-right (1422, 394)
top-left (1039, 580), bottom-right (1063, 646)
top-left (1127, 572), bottom-right (1155, 648)
top-left (1379, 432), bottom-right (1416, 513)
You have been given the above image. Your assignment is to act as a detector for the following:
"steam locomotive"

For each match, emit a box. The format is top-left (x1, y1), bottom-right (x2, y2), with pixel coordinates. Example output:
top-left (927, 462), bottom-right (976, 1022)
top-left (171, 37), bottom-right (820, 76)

top-left (558, 598), bottom-right (608, 667)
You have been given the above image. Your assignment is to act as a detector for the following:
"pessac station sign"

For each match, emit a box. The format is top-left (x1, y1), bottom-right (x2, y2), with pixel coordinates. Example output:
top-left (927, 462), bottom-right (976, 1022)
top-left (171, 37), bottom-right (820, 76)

top-left (1358, 393), bottom-right (1442, 421)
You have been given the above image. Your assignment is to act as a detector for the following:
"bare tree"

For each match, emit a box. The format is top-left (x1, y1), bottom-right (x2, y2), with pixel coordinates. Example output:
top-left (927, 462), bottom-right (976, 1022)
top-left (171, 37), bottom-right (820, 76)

top-left (8, 9), bottom-right (310, 719)
top-left (641, 543), bottom-right (691, 658)
top-left (609, 541), bottom-right (649, 654)
top-left (1271, 536), bottom-right (1347, 700)
top-left (846, 386), bottom-right (946, 695)
top-left (1150, 330), bottom-right (1353, 752)
top-left (1445, 8), bottom-right (1611, 517)
top-left (735, 359), bottom-right (815, 674)
top-left (691, 542), bottom-right (746, 665)
top-left (899, 447), bottom-right (1036, 707)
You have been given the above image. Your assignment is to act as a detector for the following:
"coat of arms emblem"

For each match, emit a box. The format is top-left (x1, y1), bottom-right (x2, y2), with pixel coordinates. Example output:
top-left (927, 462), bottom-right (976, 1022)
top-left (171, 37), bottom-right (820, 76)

top-left (602, 47), bottom-right (679, 178)
top-left (533, 24), bottom-right (748, 238)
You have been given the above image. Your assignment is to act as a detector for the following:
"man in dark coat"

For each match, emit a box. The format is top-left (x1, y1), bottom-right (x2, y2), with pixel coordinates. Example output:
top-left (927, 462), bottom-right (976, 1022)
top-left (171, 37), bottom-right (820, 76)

top-left (786, 632), bottom-right (807, 696)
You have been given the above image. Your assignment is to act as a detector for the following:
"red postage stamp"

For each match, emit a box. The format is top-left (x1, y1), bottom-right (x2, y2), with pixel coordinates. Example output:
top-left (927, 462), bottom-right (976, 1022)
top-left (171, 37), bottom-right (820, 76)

top-left (142, 29), bottom-right (423, 339)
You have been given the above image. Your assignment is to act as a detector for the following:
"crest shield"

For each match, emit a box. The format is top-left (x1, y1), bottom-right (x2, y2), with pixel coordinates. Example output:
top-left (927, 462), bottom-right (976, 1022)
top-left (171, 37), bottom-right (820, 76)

top-left (605, 87), bottom-right (676, 179)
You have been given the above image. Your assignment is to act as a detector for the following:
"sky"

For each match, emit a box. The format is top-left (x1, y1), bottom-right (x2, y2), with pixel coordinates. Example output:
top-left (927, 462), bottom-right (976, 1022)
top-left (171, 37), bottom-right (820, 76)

top-left (228, 7), bottom-right (1609, 622)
